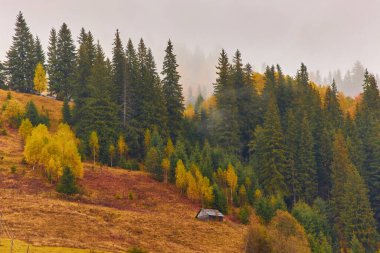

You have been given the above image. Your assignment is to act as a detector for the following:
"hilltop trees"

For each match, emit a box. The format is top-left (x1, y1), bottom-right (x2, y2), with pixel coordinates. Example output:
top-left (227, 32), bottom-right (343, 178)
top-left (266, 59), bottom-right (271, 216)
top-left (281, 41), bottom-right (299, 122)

top-left (6, 12), bottom-right (36, 92)
top-left (53, 23), bottom-right (76, 99)
top-left (162, 40), bottom-right (184, 140)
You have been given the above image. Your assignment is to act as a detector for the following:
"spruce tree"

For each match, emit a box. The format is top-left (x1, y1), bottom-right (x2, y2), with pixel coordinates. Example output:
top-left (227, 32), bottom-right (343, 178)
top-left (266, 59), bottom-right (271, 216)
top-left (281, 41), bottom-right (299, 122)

top-left (74, 28), bottom-right (96, 106)
top-left (34, 36), bottom-right (45, 66)
top-left (0, 62), bottom-right (6, 88)
top-left (111, 29), bottom-right (126, 125)
top-left (62, 98), bottom-right (72, 125)
top-left (213, 49), bottom-right (239, 154)
top-left (161, 40), bottom-right (184, 140)
top-left (54, 23), bottom-right (76, 100)
top-left (74, 42), bottom-right (119, 163)
top-left (250, 95), bottom-right (287, 196)
top-left (331, 132), bottom-right (378, 251)
top-left (6, 12), bottom-right (36, 92)
top-left (47, 28), bottom-right (59, 96)
top-left (297, 115), bottom-right (318, 203)
top-left (324, 80), bottom-right (343, 130)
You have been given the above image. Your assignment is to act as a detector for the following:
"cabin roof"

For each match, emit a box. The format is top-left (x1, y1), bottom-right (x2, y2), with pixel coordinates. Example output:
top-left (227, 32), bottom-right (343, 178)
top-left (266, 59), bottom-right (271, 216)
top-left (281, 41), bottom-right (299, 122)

top-left (196, 208), bottom-right (224, 218)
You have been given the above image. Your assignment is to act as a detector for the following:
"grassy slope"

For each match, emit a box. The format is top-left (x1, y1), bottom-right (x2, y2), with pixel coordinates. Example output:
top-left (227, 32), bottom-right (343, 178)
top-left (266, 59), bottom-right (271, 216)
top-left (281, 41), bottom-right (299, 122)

top-left (0, 90), bottom-right (246, 253)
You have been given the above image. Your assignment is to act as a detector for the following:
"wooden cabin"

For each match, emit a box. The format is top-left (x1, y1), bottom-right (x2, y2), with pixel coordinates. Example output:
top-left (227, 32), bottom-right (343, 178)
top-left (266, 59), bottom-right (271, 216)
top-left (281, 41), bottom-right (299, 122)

top-left (195, 208), bottom-right (224, 221)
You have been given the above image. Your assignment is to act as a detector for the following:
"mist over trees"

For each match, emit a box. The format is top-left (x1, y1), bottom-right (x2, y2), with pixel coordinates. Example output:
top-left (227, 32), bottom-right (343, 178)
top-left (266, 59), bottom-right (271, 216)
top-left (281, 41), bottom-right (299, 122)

top-left (1, 11), bottom-right (380, 253)
top-left (309, 61), bottom-right (380, 97)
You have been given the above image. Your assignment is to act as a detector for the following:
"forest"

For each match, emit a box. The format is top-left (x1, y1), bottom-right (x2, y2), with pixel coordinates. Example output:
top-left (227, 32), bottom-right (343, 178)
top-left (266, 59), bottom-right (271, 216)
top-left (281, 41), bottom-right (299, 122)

top-left (0, 11), bottom-right (380, 253)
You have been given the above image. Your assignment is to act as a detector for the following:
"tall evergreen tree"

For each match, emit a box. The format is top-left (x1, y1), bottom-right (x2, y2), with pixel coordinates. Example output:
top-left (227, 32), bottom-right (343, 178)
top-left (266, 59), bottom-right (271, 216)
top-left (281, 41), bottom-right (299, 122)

top-left (324, 80), bottom-right (343, 130)
top-left (297, 114), bottom-right (318, 203)
top-left (0, 62), bottom-right (6, 88)
top-left (331, 132), bottom-right (378, 251)
top-left (33, 36), bottom-right (45, 66)
top-left (213, 49), bottom-right (239, 154)
top-left (355, 71), bottom-right (380, 229)
top-left (161, 40), bottom-right (184, 140)
top-left (47, 28), bottom-right (59, 96)
top-left (250, 95), bottom-right (288, 196)
top-left (74, 28), bottom-right (96, 105)
top-left (6, 12), bottom-right (36, 92)
top-left (111, 29), bottom-right (126, 126)
top-left (54, 23), bottom-right (76, 100)
top-left (232, 50), bottom-right (258, 158)
top-left (74, 42), bottom-right (119, 163)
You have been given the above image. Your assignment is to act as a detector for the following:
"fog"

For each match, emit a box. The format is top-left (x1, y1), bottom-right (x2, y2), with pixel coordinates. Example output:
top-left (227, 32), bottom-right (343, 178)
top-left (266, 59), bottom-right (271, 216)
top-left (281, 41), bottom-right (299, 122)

top-left (1, 0), bottom-right (380, 98)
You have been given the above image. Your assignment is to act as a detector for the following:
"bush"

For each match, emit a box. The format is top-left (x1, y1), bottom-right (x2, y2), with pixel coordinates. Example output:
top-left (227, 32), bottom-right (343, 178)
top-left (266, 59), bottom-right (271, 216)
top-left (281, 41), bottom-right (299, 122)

top-left (0, 128), bottom-right (7, 136)
top-left (56, 167), bottom-right (79, 195)
top-left (10, 165), bottom-right (16, 174)
top-left (239, 206), bottom-right (250, 224)
top-left (127, 247), bottom-right (148, 253)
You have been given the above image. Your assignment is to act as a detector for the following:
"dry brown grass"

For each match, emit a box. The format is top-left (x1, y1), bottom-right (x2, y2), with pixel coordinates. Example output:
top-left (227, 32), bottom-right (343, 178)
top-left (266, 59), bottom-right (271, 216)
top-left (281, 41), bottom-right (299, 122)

top-left (0, 89), bottom-right (63, 130)
top-left (0, 114), bottom-right (247, 252)
top-left (0, 167), bottom-right (246, 252)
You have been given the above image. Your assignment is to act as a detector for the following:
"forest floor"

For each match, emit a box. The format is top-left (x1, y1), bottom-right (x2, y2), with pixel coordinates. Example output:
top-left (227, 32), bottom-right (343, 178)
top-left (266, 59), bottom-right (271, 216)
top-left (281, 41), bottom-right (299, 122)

top-left (0, 91), bottom-right (247, 253)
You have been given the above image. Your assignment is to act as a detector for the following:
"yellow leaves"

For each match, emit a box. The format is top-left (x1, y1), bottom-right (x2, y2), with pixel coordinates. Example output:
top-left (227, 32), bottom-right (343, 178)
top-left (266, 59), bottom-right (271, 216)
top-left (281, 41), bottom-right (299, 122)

top-left (201, 95), bottom-right (216, 113)
top-left (184, 104), bottom-right (195, 119)
top-left (2, 98), bottom-right (24, 128)
top-left (175, 159), bottom-right (187, 193)
top-left (186, 171), bottom-right (198, 201)
top-left (144, 129), bottom-right (151, 152)
top-left (24, 124), bottom-right (50, 168)
top-left (161, 158), bottom-right (170, 184)
top-left (117, 134), bottom-right (128, 159)
top-left (174, 160), bottom-right (214, 206)
top-left (109, 144), bottom-right (115, 166)
top-left (33, 63), bottom-right (47, 94)
top-left (253, 72), bottom-right (265, 95)
top-left (18, 118), bottom-right (33, 141)
top-left (89, 131), bottom-right (99, 167)
top-left (24, 123), bottom-right (83, 181)
top-left (226, 163), bottom-right (238, 192)
top-left (165, 138), bottom-right (175, 158)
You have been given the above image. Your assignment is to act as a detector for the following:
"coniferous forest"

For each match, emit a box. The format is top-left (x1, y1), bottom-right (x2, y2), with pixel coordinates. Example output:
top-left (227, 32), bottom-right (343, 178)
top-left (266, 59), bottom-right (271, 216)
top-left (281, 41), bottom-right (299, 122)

top-left (1, 11), bottom-right (380, 253)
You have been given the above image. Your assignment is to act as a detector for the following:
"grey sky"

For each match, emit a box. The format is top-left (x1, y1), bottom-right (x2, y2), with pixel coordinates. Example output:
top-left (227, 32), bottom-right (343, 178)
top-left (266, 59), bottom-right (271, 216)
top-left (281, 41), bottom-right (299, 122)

top-left (1, 0), bottom-right (380, 97)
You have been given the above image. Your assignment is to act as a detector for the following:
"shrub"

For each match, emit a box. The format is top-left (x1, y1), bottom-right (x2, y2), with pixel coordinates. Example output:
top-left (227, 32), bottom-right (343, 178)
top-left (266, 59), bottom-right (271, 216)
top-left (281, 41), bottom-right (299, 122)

top-left (56, 167), bottom-right (79, 195)
top-left (239, 206), bottom-right (250, 224)
top-left (127, 247), bottom-right (148, 253)
top-left (2, 99), bottom-right (24, 128)
top-left (10, 165), bottom-right (16, 174)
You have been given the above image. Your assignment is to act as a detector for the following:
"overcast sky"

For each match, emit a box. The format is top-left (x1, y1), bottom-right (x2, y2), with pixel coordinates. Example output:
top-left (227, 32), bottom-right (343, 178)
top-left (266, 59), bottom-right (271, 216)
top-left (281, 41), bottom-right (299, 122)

top-left (1, 0), bottom-right (380, 96)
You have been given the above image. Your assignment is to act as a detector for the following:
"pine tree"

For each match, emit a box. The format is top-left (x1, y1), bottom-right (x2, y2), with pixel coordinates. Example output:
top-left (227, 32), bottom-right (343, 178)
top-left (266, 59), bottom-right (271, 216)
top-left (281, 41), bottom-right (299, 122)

top-left (161, 40), bottom-right (184, 140)
top-left (0, 62), bottom-right (6, 88)
top-left (6, 12), bottom-right (36, 92)
top-left (74, 28), bottom-right (96, 107)
top-left (297, 115), bottom-right (318, 203)
top-left (74, 42), bottom-right (120, 164)
top-left (213, 49), bottom-right (239, 154)
top-left (111, 29), bottom-right (126, 126)
top-left (34, 36), bottom-right (45, 66)
top-left (47, 28), bottom-right (59, 96)
top-left (232, 50), bottom-right (258, 158)
top-left (56, 167), bottom-right (79, 195)
top-left (62, 98), bottom-right (72, 125)
top-left (250, 95), bottom-right (288, 196)
top-left (54, 23), bottom-right (76, 100)
top-left (324, 80), bottom-right (343, 130)
top-left (330, 132), bottom-right (378, 251)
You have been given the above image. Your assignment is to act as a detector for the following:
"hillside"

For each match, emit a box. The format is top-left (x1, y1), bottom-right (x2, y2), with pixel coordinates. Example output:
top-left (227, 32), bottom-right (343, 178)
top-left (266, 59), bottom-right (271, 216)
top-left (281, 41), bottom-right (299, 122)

top-left (0, 93), bottom-right (246, 252)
